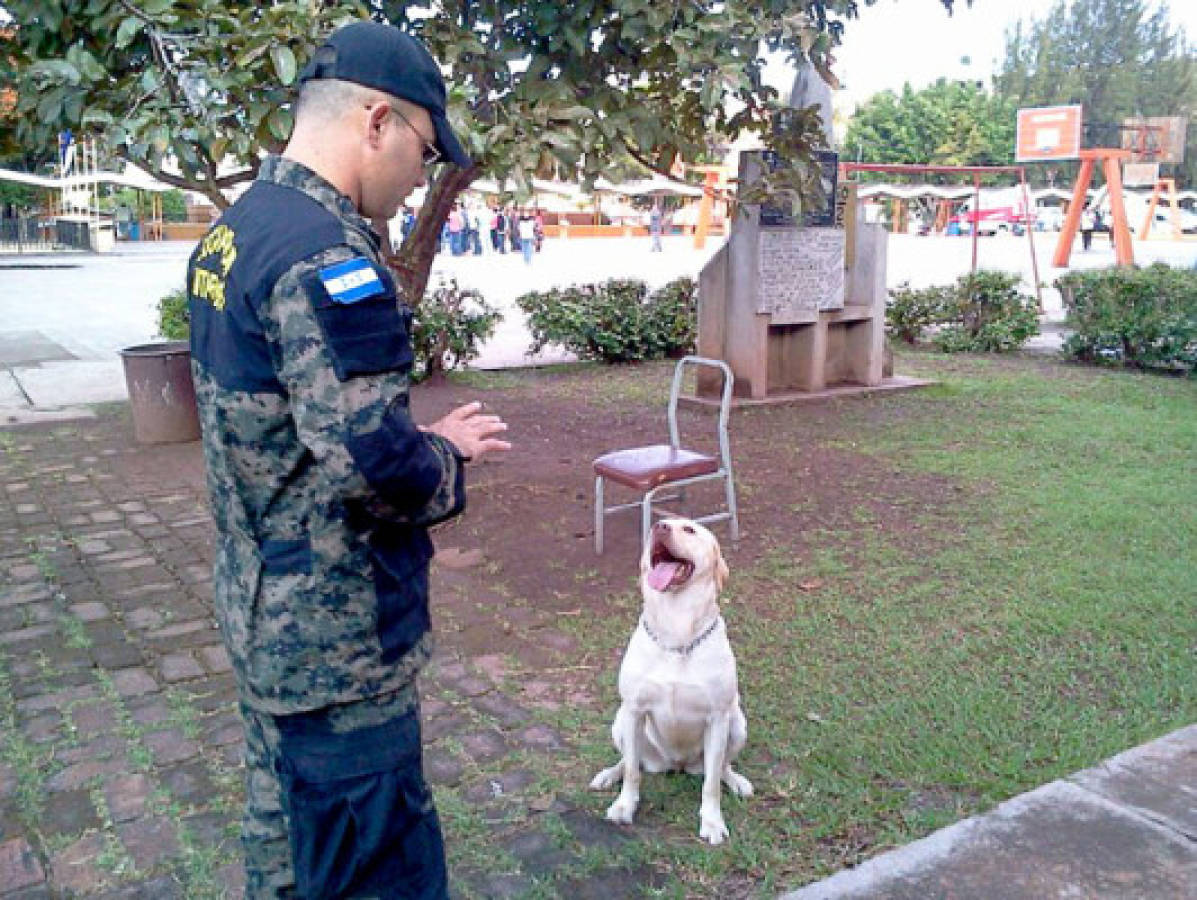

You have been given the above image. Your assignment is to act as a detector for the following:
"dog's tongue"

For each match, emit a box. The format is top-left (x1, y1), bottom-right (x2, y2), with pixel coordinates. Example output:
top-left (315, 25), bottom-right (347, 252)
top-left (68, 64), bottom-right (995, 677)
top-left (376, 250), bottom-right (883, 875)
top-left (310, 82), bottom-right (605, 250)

top-left (648, 560), bottom-right (680, 591)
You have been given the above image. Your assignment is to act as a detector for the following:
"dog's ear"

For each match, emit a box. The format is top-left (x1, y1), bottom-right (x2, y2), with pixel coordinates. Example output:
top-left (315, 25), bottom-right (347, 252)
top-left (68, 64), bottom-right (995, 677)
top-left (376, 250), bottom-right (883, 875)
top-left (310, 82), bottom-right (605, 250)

top-left (714, 545), bottom-right (729, 592)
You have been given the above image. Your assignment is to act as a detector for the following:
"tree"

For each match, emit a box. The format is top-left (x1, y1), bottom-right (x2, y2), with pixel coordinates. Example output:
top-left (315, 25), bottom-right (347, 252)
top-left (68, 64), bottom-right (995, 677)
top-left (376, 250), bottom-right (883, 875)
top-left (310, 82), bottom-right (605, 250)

top-left (994, 0), bottom-right (1196, 186)
top-left (842, 79), bottom-right (1016, 174)
top-left (2, 0), bottom-right (963, 301)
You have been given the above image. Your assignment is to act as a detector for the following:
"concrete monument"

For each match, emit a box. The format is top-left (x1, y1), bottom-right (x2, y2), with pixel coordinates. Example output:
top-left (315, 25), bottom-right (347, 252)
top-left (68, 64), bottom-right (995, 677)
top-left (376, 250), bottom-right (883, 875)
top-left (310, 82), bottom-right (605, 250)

top-left (695, 59), bottom-right (893, 401)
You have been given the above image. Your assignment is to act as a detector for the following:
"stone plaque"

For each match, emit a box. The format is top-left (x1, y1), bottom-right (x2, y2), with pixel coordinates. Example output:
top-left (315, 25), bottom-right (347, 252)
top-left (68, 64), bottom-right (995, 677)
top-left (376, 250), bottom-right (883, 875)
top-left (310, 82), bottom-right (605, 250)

top-left (757, 227), bottom-right (845, 321)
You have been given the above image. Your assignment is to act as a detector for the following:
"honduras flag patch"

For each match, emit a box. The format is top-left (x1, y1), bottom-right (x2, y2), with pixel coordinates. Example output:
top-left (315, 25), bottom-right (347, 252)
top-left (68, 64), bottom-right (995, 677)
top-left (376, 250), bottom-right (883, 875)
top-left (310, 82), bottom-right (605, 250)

top-left (318, 257), bottom-right (386, 304)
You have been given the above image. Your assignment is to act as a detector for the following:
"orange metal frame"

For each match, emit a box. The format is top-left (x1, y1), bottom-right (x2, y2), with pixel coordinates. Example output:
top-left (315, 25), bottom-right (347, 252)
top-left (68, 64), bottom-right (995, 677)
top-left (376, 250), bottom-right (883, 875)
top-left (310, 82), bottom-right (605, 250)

top-left (840, 162), bottom-right (1043, 308)
top-left (690, 165), bottom-right (729, 250)
top-left (1138, 177), bottom-right (1189, 241)
top-left (1051, 149), bottom-right (1134, 268)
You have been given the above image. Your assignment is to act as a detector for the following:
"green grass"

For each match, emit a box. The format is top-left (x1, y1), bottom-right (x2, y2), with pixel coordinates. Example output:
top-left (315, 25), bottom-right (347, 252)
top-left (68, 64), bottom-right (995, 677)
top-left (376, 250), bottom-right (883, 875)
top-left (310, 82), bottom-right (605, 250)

top-left (4, 350), bottom-right (1192, 897)
top-left (440, 350), bottom-right (1196, 895)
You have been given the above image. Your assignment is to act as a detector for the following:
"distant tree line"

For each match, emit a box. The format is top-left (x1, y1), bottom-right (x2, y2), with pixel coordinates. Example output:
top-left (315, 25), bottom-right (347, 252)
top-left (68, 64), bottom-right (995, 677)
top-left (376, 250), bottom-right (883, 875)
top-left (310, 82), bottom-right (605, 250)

top-left (843, 0), bottom-right (1195, 186)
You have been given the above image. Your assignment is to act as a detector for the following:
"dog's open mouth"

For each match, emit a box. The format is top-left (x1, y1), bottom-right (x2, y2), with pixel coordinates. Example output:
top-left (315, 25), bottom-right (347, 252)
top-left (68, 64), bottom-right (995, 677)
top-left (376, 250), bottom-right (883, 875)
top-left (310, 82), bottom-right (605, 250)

top-left (647, 541), bottom-right (694, 591)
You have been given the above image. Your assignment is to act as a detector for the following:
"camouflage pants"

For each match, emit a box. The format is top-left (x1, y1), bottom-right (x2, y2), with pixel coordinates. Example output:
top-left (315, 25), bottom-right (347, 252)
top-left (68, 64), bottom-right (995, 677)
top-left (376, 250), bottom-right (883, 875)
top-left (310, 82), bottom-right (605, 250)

top-left (239, 683), bottom-right (448, 899)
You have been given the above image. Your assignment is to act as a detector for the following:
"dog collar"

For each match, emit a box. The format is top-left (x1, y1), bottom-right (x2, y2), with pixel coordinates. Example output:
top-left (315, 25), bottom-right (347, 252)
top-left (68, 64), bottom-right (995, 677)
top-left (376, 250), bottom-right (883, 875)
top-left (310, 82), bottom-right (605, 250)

top-left (640, 615), bottom-right (722, 655)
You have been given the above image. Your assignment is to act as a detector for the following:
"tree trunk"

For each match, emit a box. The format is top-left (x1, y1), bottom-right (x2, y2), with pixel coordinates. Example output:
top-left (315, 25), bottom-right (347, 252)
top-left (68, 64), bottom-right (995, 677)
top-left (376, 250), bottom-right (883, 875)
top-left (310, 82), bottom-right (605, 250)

top-left (384, 166), bottom-right (477, 307)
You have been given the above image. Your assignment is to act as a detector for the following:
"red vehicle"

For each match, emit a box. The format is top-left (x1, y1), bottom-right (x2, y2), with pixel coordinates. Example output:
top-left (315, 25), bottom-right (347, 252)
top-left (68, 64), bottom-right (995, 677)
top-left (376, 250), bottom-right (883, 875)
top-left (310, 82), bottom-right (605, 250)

top-left (949, 188), bottom-right (1036, 235)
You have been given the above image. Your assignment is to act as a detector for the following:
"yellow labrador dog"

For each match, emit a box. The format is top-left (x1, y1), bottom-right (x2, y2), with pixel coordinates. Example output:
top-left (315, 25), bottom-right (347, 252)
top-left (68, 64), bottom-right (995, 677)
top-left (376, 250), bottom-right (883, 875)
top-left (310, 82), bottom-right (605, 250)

top-left (590, 517), bottom-right (751, 844)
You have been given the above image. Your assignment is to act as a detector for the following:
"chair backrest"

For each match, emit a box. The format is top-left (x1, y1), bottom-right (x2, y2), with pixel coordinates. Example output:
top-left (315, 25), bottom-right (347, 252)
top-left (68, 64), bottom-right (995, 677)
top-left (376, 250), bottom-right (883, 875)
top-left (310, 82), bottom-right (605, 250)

top-left (667, 356), bottom-right (734, 465)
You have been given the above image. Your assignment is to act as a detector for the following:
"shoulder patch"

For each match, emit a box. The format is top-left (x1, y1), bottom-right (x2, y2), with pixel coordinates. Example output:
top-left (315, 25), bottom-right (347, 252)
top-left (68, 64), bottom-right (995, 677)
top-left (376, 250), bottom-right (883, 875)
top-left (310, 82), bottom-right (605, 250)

top-left (318, 257), bottom-right (386, 304)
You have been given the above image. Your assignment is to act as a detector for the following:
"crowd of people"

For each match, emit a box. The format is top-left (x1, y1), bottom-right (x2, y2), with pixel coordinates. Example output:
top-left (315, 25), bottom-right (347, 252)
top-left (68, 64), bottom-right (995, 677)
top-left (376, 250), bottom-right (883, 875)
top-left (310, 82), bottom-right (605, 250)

top-left (397, 203), bottom-right (546, 262)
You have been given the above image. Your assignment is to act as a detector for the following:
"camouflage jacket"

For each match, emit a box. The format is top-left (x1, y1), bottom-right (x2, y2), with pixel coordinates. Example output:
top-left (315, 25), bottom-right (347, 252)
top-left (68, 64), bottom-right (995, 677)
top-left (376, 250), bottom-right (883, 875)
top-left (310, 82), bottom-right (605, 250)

top-left (187, 156), bottom-right (465, 715)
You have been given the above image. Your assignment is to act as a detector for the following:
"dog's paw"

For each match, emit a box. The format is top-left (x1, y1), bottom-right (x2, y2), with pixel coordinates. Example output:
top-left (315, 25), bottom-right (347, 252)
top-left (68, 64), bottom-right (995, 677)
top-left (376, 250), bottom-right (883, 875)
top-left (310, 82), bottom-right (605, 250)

top-left (699, 814), bottom-right (729, 845)
top-left (589, 765), bottom-right (620, 792)
top-left (725, 771), bottom-right (754, 798)
top-left (605, 796), bottom-right (638, 825)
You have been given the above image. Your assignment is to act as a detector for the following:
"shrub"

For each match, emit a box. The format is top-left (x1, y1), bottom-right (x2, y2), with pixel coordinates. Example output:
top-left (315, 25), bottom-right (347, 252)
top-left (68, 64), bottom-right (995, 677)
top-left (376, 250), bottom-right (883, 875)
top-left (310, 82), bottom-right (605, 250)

top-left (886, 282), bottom-right (953, 344)
top-left (410, 277), bottom-right (503, 382)
top-left (935, 271), bottom-right (1040, 353)
top-left (646, 276), bottom-right (698, 358)
top-left (157, 287), bottom-right (190, 340)
top-left (516, 276), bottom-right (697, 363)
top-left (1056, 264), bottom-right (1197, 375)
top-left (154, 277), bottom-right (503, 382)
top-left (886, 271), bottom-right (1039, 353)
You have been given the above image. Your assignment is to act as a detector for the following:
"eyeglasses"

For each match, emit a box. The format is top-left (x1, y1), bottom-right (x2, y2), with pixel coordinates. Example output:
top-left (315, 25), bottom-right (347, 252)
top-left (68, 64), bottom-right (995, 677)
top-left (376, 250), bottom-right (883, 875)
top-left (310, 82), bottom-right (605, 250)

top-left (389, 105), bottom-right (442, 167)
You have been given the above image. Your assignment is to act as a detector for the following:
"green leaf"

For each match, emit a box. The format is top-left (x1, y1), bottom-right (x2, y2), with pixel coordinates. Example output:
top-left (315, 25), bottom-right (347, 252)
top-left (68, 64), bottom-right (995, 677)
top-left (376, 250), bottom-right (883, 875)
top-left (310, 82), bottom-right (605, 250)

top-left (30, 60), bottom-right (81, 86)
top-left (557, 106), bottom-right (593, 122)
top-left (270, 45), bottom-right (297, 86)
top-left (142, 0), bottom-right (172, 15)
top-left (236, 44), bottom-right (269, 68)
top-left (115, 17), bottom-right (142, 49)
top-left (82, 106), bottom-right (115, 126)
top-left (267, 108), bottom-right (293, 142)
top-left (76, 50), bottom-right (107, 82)
top-left (37, 89), bottom-right (65, 124)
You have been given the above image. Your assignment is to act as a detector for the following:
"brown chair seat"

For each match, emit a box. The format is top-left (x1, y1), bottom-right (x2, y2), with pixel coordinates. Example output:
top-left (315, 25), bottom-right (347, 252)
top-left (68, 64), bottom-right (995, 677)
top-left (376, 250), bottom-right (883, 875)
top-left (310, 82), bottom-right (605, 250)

top-left (593, 445), bottom-right (718, 491)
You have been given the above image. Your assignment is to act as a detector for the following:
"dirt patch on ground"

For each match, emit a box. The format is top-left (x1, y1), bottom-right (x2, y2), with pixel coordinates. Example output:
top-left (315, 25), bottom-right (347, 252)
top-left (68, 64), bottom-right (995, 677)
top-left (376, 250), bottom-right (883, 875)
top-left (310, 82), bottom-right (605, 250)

top-left (402, 363), bottom-right (964, 703)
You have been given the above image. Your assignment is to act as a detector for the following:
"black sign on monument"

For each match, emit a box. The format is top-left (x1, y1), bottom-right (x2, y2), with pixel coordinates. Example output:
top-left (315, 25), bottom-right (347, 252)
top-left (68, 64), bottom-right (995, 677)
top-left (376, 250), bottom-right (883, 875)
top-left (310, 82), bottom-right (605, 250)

top-left (758, 149), bottom-right (840, 229)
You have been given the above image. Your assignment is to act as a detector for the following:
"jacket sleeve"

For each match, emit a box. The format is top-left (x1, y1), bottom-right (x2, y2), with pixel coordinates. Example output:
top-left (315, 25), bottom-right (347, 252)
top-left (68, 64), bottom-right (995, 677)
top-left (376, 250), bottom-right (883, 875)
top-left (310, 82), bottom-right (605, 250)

top-left (259, 246), bottom-right (466, 526)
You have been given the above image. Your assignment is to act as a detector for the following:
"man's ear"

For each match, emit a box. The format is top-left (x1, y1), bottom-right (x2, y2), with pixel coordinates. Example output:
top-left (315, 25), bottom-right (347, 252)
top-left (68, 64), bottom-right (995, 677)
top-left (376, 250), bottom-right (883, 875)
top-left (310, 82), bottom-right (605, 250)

top-left (365, 102), bottom-right (390, 147)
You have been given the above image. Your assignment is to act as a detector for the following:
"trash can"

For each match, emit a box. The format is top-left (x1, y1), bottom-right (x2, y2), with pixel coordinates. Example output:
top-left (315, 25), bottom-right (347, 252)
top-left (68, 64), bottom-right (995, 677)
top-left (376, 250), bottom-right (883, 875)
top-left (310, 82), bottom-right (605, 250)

top-left (118, 341), bottom-right (201, 444)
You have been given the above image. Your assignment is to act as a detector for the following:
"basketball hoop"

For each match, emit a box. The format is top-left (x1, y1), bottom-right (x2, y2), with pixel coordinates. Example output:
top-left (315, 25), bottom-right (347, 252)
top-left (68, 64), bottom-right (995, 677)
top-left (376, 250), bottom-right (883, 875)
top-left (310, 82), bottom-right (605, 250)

top-left (1121, 116), bottom-right (1187, 164)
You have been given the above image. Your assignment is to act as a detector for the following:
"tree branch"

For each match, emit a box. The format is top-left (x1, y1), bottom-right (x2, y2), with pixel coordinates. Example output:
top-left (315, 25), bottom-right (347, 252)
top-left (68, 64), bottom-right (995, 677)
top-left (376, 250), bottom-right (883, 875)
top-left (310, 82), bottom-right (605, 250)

top-left (620, 139), bottom-right (693, 184)
top-left (115, 0), bottom-right (186, 107)
top-left (116, 149), bottom-right (234, 210)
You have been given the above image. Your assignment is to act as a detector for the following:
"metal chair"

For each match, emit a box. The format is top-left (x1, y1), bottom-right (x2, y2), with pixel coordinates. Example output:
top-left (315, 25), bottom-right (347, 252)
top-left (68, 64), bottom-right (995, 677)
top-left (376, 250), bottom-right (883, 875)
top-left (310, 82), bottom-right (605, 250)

top-left (593, 356), bottom-right (740, 554)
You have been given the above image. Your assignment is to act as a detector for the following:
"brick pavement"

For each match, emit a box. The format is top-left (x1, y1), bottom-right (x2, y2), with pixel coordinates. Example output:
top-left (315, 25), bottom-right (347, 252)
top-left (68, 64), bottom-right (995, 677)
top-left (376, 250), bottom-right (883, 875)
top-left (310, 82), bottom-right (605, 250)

top-left (0, 409), bottom-right (647, 898)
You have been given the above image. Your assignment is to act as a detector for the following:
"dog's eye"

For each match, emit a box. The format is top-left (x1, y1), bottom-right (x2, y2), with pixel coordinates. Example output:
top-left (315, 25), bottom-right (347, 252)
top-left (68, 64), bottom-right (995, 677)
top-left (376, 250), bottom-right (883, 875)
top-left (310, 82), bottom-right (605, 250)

top-left (683, 525), bottom-right (695, 534)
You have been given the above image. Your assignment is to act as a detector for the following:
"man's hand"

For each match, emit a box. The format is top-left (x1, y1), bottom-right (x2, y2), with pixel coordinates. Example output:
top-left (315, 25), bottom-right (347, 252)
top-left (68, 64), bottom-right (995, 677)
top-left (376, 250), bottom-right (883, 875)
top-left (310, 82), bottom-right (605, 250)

top-left (423, 401), bottom-right (511, 462)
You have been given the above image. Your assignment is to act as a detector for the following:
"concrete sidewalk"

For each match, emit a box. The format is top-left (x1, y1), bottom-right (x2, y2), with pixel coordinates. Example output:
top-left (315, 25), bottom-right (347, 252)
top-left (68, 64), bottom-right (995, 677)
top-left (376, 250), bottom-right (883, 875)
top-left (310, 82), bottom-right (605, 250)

top-left (784, 725), bottom-right (1196, 898)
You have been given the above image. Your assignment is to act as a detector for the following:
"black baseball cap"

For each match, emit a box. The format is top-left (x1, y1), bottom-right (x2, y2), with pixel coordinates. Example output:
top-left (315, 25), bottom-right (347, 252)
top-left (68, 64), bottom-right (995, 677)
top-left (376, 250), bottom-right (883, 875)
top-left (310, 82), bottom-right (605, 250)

top-left (298, 21), bottom-right (472, 169)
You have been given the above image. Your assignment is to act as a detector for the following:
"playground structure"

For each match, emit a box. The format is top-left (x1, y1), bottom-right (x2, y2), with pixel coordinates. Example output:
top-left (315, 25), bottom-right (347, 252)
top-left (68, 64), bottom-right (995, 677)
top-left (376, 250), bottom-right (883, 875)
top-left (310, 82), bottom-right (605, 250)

top-left (1048, 113), bottom-right (1190, 267)
top-left (1052, 149), bottom-right (1135, 267)
top-left (840, 162), bottom-right (1044, 308)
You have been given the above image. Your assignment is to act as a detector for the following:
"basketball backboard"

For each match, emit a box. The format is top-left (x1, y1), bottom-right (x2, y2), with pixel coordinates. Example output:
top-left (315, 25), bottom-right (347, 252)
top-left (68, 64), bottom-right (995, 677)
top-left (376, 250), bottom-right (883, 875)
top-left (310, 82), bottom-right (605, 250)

top-left (1121, 117), bottom-right (1187, 164)
top-left (1016, 105), bottom-right (1083, 161)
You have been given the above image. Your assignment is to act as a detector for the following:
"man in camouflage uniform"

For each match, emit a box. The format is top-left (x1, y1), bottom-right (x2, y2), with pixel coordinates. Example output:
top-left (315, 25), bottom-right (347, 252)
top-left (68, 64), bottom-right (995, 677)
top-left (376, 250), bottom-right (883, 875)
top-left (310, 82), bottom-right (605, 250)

top-left (186, 22), bottom-right (509, 898)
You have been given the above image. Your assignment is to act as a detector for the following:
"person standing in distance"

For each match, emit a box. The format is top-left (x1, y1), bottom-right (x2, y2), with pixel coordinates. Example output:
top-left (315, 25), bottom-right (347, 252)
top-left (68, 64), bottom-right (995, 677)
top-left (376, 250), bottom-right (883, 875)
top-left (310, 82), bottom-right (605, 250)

top-left (186, 21), bottom-right (510, 899)
top-left (1079, 201), bottom-right (1096, 251)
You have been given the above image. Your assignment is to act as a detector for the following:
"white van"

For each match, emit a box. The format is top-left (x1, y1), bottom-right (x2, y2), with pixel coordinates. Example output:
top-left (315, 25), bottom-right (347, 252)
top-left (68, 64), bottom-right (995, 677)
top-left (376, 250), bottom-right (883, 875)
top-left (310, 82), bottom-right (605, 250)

top-left (1101, 195), bottom-right (1197, 235)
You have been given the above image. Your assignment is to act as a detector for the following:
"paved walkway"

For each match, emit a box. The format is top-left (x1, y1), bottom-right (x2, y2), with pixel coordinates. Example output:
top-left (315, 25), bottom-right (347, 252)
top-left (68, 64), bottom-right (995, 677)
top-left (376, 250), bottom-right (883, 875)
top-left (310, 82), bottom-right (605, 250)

top-left (0, 411), bottom-right (641, 898)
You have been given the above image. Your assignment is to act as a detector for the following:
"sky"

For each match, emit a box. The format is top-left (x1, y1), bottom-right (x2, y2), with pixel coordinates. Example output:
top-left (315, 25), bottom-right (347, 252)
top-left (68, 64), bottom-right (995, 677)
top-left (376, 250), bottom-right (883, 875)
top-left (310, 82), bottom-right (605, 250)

top-left (763, 0), bottom-right (1197, 115)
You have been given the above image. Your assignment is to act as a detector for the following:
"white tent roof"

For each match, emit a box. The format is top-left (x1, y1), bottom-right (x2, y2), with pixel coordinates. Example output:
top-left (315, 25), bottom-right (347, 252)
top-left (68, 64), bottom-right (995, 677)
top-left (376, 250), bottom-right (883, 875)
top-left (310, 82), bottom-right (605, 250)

top-left (856, 184), bottom-right (976, 200)
top-left (852, 183), bottom-right (1134, 204)
top-left (619, 175), bottom-right (703, 197)
top-left (0, 164), bottom-right (174, 192)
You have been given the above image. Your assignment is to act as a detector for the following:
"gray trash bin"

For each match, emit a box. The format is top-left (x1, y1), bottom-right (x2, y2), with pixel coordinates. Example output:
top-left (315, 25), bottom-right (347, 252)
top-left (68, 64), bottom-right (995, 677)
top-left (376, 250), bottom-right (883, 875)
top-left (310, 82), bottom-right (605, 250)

top-left (118, 341), bottom-right (201, 444)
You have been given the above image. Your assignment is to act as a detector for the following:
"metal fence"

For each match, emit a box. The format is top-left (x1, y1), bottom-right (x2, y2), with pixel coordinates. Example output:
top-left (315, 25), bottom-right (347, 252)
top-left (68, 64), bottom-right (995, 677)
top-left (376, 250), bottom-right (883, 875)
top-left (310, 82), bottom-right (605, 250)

top-left (0, 214), bottom-right (95, 254)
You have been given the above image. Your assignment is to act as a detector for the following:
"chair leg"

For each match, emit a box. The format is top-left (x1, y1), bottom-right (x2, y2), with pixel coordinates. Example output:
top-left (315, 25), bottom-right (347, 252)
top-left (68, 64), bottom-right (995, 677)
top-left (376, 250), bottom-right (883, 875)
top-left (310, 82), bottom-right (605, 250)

top-left (595, 475), bottom-right (605, 554)
top-left (724, 472), bottom-right (740, 542)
